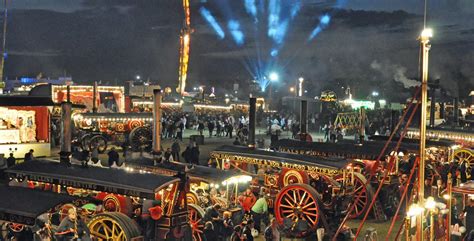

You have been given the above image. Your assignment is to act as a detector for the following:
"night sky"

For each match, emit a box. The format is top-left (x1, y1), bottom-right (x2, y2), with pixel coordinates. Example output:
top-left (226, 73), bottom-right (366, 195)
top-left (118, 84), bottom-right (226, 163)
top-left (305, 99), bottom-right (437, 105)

top-left (3, 0), bottom-right (474, 100)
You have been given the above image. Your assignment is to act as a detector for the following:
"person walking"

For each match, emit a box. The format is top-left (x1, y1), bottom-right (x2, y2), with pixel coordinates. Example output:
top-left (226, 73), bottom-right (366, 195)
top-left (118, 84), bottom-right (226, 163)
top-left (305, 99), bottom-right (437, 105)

top-left (171, 140), bottom-right (181, 162)
top-left (176, 121), bottom-right (184, 141)
top-left (163, 148), bottom-right (173, 162)
top-left (226, 121), bottom-right (233, 138)
top-left (203, 222), bottom-right (218, 241)
top-left (238, 188), bottom-right (257, 214)
top-left (230, 225), bottom-right (243, 241)
top-left (242, 219), bottom-right (255, 241)
top-left (198, 121), bottom-right (205, 136)
top-left (6, 153), bottom-right (16, 168)
top-left (91, 144), bottom-right (99, 164)
top-left (24, 149), bottom-right (35, 162)
top-left (107, 147), bottom-right (119, 167)
top-left (56, 208), bottom-right (90, 241)
top-left (208, 120), bottom-right (215, 138)
top-left (191, 143), bottom-right (200, 165)
top-left (182, 145), bottom-right (193, 164)
top-left (251, 194), bottom-right (268, 232)
top-left (463, 198), bottom-right (474, 241)
top-left (264, 218), bottom-right (280, 241)
top-left (222, 211), bottom-right (234, 241)
top-left (204, 204), bottom-right (222, 238)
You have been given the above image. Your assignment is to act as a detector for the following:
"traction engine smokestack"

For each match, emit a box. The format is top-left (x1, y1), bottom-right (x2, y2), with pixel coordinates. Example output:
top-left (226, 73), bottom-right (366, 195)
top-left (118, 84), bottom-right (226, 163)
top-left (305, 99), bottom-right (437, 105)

top-left (153, 89), bottom-right (162, 154)
top-left (429, 88), bottom-right (436, 127)
top-left (300, 99), bottom-right (308, 141)
top-left (92, 81), bottom-right (98, 113)
top-left (60, 85), bottom-right (72, 165)
top-left (453, 97), bottom-right (459, 127)
top-left (248, 97), bottom-right (256, 148)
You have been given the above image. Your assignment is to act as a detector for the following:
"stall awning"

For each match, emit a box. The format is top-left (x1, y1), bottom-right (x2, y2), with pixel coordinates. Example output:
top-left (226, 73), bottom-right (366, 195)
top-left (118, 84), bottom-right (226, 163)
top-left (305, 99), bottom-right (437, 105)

top-left (79, 112), bottom-right (152, 119)
top-left (0, 96), bottom-right (54, 106)
top-left (6, 160), bottom-right (180, 199)
top-left (0, 186), bottom-right (79, 225)
top-left (211, 145), bottom-right (350, 171)
top-left (126, 158), bottom-right (238, 183)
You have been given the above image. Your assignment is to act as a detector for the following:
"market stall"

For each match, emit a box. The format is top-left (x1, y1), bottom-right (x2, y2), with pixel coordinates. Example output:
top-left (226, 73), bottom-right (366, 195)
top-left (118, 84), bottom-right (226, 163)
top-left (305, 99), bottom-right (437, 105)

top-left (0, 96), bottom-right (53, 158)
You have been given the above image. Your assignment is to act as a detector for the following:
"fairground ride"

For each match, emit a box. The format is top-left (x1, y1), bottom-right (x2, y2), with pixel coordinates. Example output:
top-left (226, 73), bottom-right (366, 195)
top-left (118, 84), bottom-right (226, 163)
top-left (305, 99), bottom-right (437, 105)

top-left (176, 0), bottom-right (192, 96)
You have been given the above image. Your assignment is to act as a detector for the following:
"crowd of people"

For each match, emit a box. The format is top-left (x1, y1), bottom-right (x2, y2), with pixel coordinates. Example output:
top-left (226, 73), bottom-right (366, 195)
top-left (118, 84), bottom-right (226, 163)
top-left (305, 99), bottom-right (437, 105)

top-left (194, 187), bottom-right (279, 241)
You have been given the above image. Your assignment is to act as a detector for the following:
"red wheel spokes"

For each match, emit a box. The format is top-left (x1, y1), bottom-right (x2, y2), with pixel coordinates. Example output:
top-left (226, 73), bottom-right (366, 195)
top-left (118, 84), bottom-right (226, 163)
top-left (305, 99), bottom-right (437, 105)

top-left (335, 173), bottom-right (369, 218)
top-left (188, 207), bottom-right (204, 241)
top-left (276, 185), bottom-right (319, 228)
top-left (9, 223), bottom-right (24, 232)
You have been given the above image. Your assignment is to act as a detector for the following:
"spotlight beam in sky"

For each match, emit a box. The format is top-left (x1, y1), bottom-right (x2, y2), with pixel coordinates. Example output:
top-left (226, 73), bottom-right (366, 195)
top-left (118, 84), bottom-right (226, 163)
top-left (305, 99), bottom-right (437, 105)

top-left (308, 13), bottom-right (331, 41)
top-left (267, 0), bottom-right (281, 41)
top-left (199, 7), bottom-right (225, 39)
top-left (228, 20), bottom-right (245, 46)
top-left (244, 0), bottom-right (257, 20)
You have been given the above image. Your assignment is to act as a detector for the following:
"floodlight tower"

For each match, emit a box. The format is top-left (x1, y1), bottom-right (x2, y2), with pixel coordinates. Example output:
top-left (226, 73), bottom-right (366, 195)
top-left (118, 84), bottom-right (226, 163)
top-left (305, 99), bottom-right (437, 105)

top-left (176, 0), bottom-right (192, 96)
top-left (0, 0), bottom-right (8, 86)
top-left (416, 27), bottom-right (432, 241)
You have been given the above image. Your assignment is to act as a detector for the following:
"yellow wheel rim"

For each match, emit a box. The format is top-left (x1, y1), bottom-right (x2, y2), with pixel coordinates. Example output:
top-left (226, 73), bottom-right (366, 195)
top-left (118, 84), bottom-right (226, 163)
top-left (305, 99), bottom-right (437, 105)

top-left (88, 216), bottom-right (127, 241)
top-left (454, 149), bottom-right (474, 179)
top-left (283, 170), bottom-right (304, 186)
top-left (187, 192), bottom-right (199, 205)
top-left (454, 149), bottom-right (474, 164)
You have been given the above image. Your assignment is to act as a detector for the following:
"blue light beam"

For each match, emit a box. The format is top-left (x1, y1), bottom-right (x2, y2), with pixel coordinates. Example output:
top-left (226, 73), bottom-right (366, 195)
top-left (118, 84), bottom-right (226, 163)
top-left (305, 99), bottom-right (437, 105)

top-left (228, 20), bottom-right (245, 46)
top-left (244, 0), bottom-right (257, 20)
top-left (308, 14), bottom-right (331, 41)
top-left (199, 7), bottom-right (225, 39)
top-left (267, 0), bottom-right (281, 40)
top-left (290, 0), bottom-right (301, 19)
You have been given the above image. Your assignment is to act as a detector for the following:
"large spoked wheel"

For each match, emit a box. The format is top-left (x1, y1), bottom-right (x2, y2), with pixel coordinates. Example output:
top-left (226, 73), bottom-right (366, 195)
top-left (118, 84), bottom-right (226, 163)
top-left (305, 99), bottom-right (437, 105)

top-left (88, 212), bottom-right (140, 241)
top-left (129, 127), bottom-right (152, 152)
top-left (188, 204), bottom-right (205, 241)
top-left (96, 193), bottom-right (133, 216)
top-left (274, 184), bottom-right (321, 237)
top-left (335, 172), bottom-right (373, 219)
top-left (58, 203), bottom-right (77, 222)
top-left (454, 148), bottom-right (474, 164)
top-left (81, 134), bottom-right (93, 151)
top-left (8, 223), bottom-right (25, 233)
top-left (89, 135), bottom-right (108, 154)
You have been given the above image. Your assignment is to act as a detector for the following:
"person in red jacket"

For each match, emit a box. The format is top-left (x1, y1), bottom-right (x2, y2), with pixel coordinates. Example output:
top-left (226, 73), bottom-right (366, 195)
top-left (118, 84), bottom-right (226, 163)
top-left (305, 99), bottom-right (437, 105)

top-left (238, 188), bottom-right (256, 213)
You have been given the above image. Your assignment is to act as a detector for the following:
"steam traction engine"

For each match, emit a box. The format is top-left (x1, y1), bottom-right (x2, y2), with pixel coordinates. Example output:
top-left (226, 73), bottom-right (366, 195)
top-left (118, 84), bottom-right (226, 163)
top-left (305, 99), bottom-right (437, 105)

top-left (209, 145), bottom-right (372, 238)
top-left (5, 160), bottom-right (191, 240)
top-left (74, 113), bottom-right (153, 153)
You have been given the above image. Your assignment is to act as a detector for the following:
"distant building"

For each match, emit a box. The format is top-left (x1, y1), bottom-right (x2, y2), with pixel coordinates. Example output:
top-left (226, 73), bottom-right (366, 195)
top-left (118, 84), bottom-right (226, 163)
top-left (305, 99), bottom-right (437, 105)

top-left (2, 77), bottom-right (72, 94)
top-left (128, 81), bottom-right (161, 98)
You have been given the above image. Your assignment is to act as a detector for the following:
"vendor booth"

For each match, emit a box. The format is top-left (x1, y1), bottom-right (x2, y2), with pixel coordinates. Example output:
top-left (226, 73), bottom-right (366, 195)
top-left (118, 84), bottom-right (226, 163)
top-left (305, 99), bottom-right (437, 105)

top-left (0, 96), bottom-right (53, 158)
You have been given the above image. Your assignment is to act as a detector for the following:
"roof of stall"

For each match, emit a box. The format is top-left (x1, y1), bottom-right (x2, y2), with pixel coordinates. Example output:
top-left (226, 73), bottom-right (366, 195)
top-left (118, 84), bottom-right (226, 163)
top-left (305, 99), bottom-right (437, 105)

top-left (0, 96), bottom-right (54, 106)
top-left (6, 160), bottom-right (179, 199)
top-left (126, 158), bottom-right (239, 183)
top-left (78, 112), bottom-right (152, 119)
top-left (212, 145), bottom-right (350, 170)
top-left (0, 186), bottom-right (80, 225)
